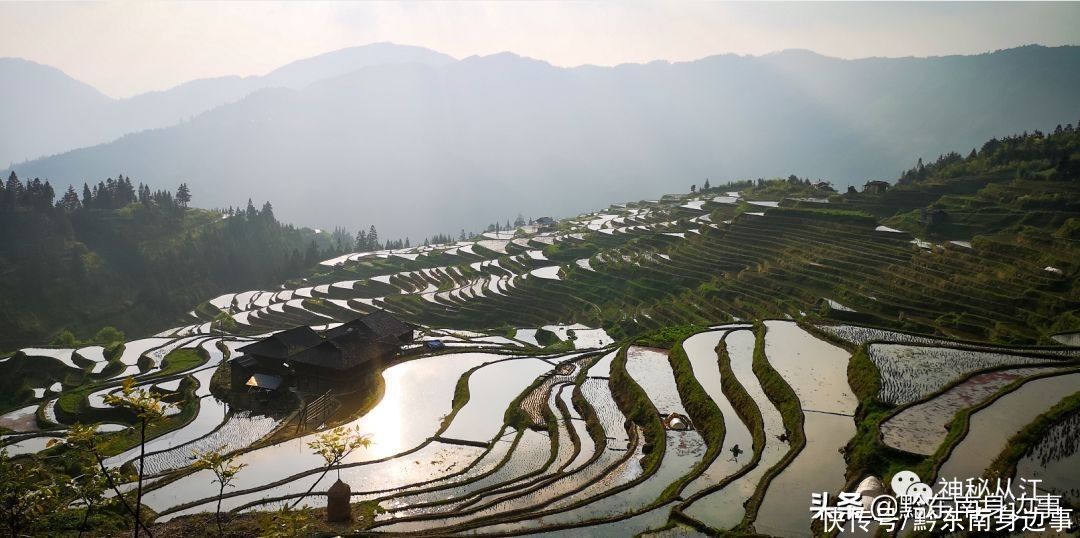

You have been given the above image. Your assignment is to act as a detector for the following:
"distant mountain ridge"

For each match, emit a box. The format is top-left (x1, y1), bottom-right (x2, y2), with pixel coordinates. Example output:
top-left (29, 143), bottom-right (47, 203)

top-left (0, 43), bottom-right (455, 167)
top-left (4, 43), bottom-right (1080, 241)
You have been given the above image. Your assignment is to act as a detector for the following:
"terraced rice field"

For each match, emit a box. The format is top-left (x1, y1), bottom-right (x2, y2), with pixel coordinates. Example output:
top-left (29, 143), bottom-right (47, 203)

top-left (682, 329), bottom-right (788, 531)
top-left (1015, 412), bottom-right (1080, 504)
top-left (625, 346), bottom-right (686, 415)
top-left (139, 411), bottom-right (280, 476)
top-left (0, 404), bottom-right (40, 432)
top-left (937, 372), bottom-right (1080, 483)
top-left (869, 344), bottom-right (1062, 406)
top-left (2, 191), bottom-right (1078, 535)
top-left (680, 330), bottom-right (753, 498)
top-left (880, 366), bottom-right (1063, 455)
top-left (754, 321), bottom-right (855, 537)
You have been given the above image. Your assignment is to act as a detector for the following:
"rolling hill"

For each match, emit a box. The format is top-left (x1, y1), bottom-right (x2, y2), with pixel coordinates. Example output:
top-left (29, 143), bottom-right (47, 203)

top-left (6, 44), bottom-right (1079, 242)
top-left (0, 43), bottom-right (454, 167)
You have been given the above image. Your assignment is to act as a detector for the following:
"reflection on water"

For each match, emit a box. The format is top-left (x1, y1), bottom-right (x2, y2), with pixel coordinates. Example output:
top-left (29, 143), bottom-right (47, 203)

top-left (681, 330), bottom-right (754, 497)
top-left (684, 329), bottom-right (786, 530)
top-left (938, 372), bottom-right (1080, 483)
top-left (626, 346), bottom-right (686, 416)
top-left (756, 412), bottom-right (853, 537)
top-left (1016, 412), bottom-right (1080, 504)
top-left (752, 322), bottom-right (857, 536)
top-left (440, 358), bottom-right (553, 443)
top-left (144, 352), bottom-right (508, 513)
top-left (881, 366), bottom-right (1057, 456)
top-left (761, 321), bottom-right (856, 415)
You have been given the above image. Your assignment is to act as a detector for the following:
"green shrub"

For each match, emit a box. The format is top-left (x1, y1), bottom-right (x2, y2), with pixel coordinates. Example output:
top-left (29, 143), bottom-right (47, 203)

top-left (534, 328), bottom-right (560, 347)
top-left (638, 324), bottom-right (706, 348)
top-left (51, 330), bottom-right (78, 347)
top-left (93, 326), bottom-right (125, 346)
top-left (103, 342), bottom-right (125, 362)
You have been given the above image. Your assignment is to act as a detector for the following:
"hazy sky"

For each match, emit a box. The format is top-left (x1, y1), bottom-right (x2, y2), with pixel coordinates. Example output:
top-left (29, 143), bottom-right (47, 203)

top-left (2, 1), bottom-right (1079, 98)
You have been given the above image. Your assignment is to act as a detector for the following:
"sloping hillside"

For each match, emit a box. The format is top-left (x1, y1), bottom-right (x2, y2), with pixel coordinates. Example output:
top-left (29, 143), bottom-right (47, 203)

top-left (1, 126), bottom-right (1078, 538)
top-left (0, 175), bottom-right (340, 348)
top-left (0, 43), bottom-right (454, 167)
top-left (8, 45), bottom-right (1080, 242)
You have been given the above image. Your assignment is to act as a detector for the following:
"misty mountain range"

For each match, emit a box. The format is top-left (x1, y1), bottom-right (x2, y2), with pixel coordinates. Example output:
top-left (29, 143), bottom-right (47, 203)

top-left (3, 43), bottom-right (1079, 241)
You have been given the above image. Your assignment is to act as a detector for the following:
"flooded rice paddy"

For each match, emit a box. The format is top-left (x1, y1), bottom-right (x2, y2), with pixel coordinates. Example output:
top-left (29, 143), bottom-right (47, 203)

top-left (937, 372), bottom-right (1080, 483)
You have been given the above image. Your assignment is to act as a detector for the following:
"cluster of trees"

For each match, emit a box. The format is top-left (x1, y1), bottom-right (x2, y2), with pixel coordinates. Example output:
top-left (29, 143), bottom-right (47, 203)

top-left (328, 227), bottom-right (354, 253)
top-left (354, 225), bottom-right (383, 252)
top-left (689, 176), bottom-right (831, 195)
top-left (353, 224), bottom-right (463, 252)
top-left (484, 214), bottom-right (533, 234)
top-left (0, 173), bottom-right (341, 347)
top-left (424, 233), bottom-right (455, 246)
top-left (898, 121), bottom-right (1080, 185)
top-left (219, 198), bottom-right (278, 222)
top-left (1, 173), bottom-right (55, 211)
top-left (332, 223), bottom-right (486, 255)
top-left (1, 172), bottom-right (193, 215)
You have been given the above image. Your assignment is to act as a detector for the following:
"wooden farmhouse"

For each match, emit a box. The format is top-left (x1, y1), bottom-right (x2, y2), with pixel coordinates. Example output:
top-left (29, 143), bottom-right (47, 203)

top-left (230, 310), bottom-right (414, 393)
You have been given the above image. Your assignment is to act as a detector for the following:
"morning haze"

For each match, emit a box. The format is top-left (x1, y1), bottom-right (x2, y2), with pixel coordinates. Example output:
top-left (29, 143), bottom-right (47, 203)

top-left (3, 42), bottom-right (1079, 242)
top-left (2, 4), bottom-right (1080, 537)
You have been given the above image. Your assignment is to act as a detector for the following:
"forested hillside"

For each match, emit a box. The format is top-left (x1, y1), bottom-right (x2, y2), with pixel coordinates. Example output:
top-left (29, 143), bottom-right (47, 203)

top-left (0, 174), bottom-right (340, 348)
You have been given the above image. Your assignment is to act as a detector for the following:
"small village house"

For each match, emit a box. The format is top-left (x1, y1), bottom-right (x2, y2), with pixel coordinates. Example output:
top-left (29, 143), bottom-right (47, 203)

top-left (862, 180), bottom-right (891, 194)
top-left (231, 310), bottom-right (414, 393)
top-left (534, 216), bottom-right (556, 230)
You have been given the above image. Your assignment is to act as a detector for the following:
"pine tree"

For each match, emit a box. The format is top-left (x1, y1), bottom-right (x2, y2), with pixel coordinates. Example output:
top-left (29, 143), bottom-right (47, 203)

top-left (60, 185), bottom-right (81, 212)
top-left (82, 183), bottom-right (93, 207)
top-left (355, 229), bottom-right (368, 251)
top-left (42, 180), bottom-right (55, 207)
top-left (176, 183), bottom-right (191, 208)
top-left (703, 178), bottom-right (711, 191)
top-left (368, 225), bottom-right (379, 251)
top-left (5, 172), bottom-right (22, 198)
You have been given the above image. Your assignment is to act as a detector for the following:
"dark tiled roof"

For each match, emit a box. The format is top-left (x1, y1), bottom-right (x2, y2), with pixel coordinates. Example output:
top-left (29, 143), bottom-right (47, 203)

top-left (285, 341), bottom-right (343, 369)
top-left (239, 311), bottom-right (409, 371)
top-left (323, 310), bottom-right (412, 341)
top-left (234, 355), bottom-right (261, 369)
top-left (287, 339), bottom-right (397, 370)
top-left (238, 326), bottom-right (323, 358)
